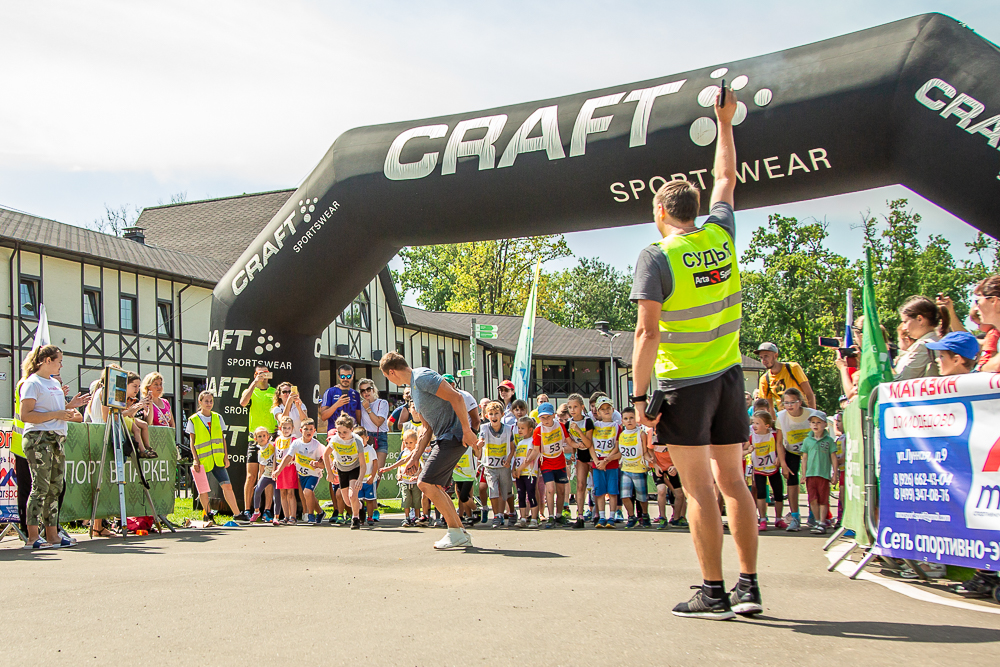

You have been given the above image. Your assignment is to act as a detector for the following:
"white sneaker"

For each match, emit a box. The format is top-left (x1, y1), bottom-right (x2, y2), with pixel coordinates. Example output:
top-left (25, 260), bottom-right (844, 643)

top-left (516, 517), bottom-right (528, 528)
top-left (433, 529), bottom-right (473, 550)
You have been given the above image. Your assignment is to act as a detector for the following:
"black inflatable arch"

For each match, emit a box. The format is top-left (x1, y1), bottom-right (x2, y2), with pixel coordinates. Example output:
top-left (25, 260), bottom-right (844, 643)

top-left (208, 13), bottom-right (1000, 503)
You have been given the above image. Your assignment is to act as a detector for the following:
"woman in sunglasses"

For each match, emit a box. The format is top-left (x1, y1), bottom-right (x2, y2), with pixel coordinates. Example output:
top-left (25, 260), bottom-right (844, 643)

top-left (272, 382), bottom-right (307, 437)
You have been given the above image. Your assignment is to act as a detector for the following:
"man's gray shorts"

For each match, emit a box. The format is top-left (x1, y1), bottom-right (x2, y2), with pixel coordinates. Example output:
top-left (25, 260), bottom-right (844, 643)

top-left (418, 438), bottom-right (466, 488)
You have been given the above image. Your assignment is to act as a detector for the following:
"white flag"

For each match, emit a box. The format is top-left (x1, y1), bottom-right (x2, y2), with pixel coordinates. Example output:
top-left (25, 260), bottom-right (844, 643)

top-left (32, 304), bottom-right (51, 350)
top-left (511, 261), bottom-right (541, 403)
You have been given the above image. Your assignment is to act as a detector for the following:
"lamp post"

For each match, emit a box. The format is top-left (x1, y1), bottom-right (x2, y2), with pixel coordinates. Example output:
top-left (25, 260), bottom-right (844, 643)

top-left (596, 321), bottom-right (622, 410)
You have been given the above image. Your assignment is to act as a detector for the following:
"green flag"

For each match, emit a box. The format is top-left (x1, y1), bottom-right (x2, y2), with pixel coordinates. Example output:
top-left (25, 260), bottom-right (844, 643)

top-left (856, 247), bottom-right (893, 406)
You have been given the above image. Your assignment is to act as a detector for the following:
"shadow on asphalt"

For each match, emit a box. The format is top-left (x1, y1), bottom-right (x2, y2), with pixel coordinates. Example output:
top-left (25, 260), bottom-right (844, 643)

top-left (753, 617), bottom-right (1000, 643)
top-left (464, 546), bottom-right (566, 558)
top-left (0, 529), bottom-right (222, 559)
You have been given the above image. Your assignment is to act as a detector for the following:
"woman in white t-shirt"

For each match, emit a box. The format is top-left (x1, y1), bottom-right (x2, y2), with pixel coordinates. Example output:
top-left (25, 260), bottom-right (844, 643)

top-left (272, 382), bottom-right (307, 437)
top-left (18, 345), bottom-right (90, 549)
top-left (358, 378), bottom-right (390, 476)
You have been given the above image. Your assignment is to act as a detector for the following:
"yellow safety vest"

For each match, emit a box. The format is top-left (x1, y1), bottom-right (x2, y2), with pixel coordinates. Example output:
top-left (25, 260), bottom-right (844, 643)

top-left (654, 224), bottom-right (742, 381)
top-left (191, 412), bottom-right (226, 472)
top-left (11, 379), bottom-right (24, 458)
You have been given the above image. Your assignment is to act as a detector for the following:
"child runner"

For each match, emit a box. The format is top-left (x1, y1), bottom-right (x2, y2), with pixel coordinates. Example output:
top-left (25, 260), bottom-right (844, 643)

top-left (775, 387), bottom-right (812, 531)
top-left (800, 411), bottom-right (839, 535)
top-left (565, 393), bottom-right (595, 529)
top-left (590, 396), bottom-right (621, 528)
top-left (479, 401), bottom-right (515, 528)
top-left (380, 429), bottom-right (422, 526)
top-left (273, 416), bottom-right (297, 525)
top-left (323, 415), bottom-right (366, 529)
top-left (749, 411), bottom-right (786, 530)
top-left (507, 399), bottom-right (528, 518)
top-left (249, 426), bottom-right (276, 523)
top-left (618, 407), bottom-right (651, 528)
top-left (452, 439), bottom-right (478, 527)
top-left (533, 402), bottom-right (570, 528)
top-left (650, 429), bottom-right (688, 529)
top-left (832, 411), bottom-right (846, 526)
top-left (274, 418), bottom-right (326, 525)
top-left (354, 425), bottom-right (379, 526)
top-left (513, 416), bottom-right (540, 528)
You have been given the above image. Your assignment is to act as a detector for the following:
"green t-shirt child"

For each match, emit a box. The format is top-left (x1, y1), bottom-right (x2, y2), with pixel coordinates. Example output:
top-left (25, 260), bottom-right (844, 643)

top-left (801, 433), bottom-right (836, 480)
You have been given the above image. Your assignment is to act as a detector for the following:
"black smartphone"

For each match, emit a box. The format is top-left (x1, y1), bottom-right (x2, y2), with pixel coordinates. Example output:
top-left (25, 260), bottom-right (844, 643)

top-left (720, 79), bottom-right (726, 106)
top-left (839, 347), bottom-right (858, 358)
top-left (818, 336), bottom-right (840, 348)
top-left (645, 390), bottom-right (665, 420)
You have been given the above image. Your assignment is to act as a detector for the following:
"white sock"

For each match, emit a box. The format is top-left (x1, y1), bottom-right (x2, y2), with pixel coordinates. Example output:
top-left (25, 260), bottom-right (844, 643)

top-left (448, 526), bottom-right (463, 536)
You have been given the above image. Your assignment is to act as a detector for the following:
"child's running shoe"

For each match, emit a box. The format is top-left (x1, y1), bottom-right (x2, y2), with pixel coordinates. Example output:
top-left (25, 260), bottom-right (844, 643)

top-left (434, 518), bottom-right (446, 528)
top-left (272, 518), bottom-right (282, 526)
top-left (785, 517), bottom-right (800, 532)
top-left (263, 510), bottom-right (273, 522)
top-left (288, 517), bottom-right (297, 526)
top-left (415, 515), bottom-right (429, 527)
top-left (656, 518), bottom-right (669, 530)
top-left (572, 517), bottom-right (585, 529)
top-left (625, 518), bottom-right (638, 529)
top-left (774, 518), bottom-right (788, 530)
top-left (673, 517), bottom-right (689, 528)
top-left (351, 517), bottom-right (361, 530)
top-left (373, 510), bottom-right (380, 522)
top-left (583, 510), bottom-right (593, 521)
top-left (810, 524), bottom-right (826, 535)
top-left (758, 518), bottom-right (767, 531)
top-left (672, 586), bottom-right (735, 620)
top-left (954, 571), bottom-right (999, 597)
top-left (641, 517), bottom-right (652, 528)
top-left (480, 509), bottom-right (489, 524)
top-left (507, 514), bottom-right (517, 527)
top-left (614, 509), bottom-right (624, 523)
top-left (248, 511), bottom-right (261, 523)
top-left (528, 518), bottom-right (539, 528)
top-left (597, 518), bottom-right (608, 529)
top-left (591, 514), bottom-right (600, 527)
top-left (543, 517), bottom-right (556, 529)
top-left (556, 515), bottom-right (569, 525)
top-left (516, 517), bottom-right (528, 528)
top-left (491, 516), bottom-right (503, 529)
top-left (561, 507), bottom-right (571, 519)
top-left (316, 510), bottom-right (326, 524)
top-left (306, 514), bottom-right (315, 524)
top-left (606, 520), bottom-right (616, 529)
top-left (729, 584), bottom-right (763, 616)
top-left (366, 519), bottom-right (375, 527)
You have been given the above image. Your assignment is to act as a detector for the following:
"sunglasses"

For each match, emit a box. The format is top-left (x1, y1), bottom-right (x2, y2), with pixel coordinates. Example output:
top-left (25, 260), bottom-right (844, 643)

top-left (281, 389), bottom-right (291, 394)
top-left (361, 388), bottom-right (374, 393)
top-left (340, 374), bottom-right (353, 380)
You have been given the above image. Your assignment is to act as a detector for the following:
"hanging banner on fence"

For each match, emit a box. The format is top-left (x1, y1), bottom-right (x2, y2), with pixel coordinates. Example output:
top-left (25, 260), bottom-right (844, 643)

top-left (842, 401), bottom-right (872, 547)
top-left (875, 373), bottom-right (1000, 570)
top-left (0, 419), bottom-right (16, 523)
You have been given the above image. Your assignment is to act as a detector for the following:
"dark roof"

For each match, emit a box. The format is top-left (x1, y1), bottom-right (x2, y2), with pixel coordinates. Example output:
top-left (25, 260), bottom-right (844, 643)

top-left (0, 207), bottom-right (228, 286)
top-left (402, 306), bottom-right (765, 370)
top-left (135, 189), bottom-right (407, 323)
top-left (135, 189), bottom-right (296, 267)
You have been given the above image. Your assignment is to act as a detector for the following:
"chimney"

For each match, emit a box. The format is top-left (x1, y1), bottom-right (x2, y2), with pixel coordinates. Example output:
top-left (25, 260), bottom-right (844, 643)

top-left (122, 226), bottom-right (146, 244)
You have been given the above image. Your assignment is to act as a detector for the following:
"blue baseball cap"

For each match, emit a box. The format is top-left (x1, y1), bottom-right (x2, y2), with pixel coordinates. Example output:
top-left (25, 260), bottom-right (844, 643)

top-left (537, 402), bottom-right (555, 416)
top-left (926, 331), bottom-right (980, 361)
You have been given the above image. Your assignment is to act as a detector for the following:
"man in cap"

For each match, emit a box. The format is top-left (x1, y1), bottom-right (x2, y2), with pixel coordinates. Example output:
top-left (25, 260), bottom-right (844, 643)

top-left (755, 342), bottom-right (816, 411)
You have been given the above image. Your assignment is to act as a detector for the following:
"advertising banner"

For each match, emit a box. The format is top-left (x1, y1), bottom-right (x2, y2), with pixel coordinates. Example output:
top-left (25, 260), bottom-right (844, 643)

top-left (875, 374), bottom-right (1000, 570)
top-left (60, 423), bottom-right (177, 521)
top-left (841, 401), bottom-right (871, 546)
top-left (0, 420), bottom-right (15, 523)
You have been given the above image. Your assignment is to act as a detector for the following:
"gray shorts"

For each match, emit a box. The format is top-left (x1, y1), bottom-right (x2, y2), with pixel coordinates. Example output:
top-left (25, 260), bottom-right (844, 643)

top-left (485, 466), bottom-right (513, 499)
top-left (418, 439), bottom-right (466, 488)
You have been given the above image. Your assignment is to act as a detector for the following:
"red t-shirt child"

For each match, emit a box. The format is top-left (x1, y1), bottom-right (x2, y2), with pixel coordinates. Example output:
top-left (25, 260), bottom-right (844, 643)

top-left (533, 421), bottom-right (570, 471)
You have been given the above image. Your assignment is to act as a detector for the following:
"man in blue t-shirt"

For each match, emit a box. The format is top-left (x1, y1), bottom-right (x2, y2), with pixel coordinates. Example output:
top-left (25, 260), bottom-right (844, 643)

top-left (379, 352), bottom-right (477, 550)
top-left (319, 363), bottom-right (363, 431)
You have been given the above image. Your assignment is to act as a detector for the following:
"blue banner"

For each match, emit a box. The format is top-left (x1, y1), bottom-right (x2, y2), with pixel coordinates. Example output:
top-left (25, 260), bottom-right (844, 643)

top-left (876, 374), bottom-right (1000, 570)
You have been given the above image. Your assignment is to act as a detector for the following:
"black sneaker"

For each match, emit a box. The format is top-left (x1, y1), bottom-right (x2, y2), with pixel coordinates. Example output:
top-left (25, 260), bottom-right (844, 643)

top-left (729, 584), bottom-right (763, 616)
top-left (233, 512), bottom-right (250, 522)
top-left (572, 517), bottom-right (585, 529)
top-left (351, 518), bottom-right (361, 530)
top-left (955, 572), bottom-right (999, 597)
top-left (672, 586), bottom-right (735, 620)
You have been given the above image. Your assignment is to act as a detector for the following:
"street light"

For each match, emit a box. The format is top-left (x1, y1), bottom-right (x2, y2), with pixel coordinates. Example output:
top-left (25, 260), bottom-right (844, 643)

top-left (596, 321), bottom-right (622, 409)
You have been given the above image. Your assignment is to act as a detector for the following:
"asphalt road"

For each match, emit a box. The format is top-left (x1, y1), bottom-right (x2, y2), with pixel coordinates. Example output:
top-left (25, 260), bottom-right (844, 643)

top-left (2, 519), bottom-right (998, 666)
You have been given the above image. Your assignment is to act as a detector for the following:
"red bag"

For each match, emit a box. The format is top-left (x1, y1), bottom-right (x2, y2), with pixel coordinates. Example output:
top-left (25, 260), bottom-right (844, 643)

top-left (126, 516), bottom-right (155, 533)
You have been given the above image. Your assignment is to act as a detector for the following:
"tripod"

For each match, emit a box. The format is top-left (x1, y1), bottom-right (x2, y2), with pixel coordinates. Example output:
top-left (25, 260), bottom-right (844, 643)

top-left (89, 408), bottom-right (174, 538)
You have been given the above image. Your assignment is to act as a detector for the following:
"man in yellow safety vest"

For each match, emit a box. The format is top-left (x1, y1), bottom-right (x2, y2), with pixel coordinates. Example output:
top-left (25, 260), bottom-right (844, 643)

top-left (630, 85), bottom-right (759, 621)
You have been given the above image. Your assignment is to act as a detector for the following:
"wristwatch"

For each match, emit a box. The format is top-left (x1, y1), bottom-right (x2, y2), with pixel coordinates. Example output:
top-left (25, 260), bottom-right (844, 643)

top-left (629, 394), bottom-right (648, 404)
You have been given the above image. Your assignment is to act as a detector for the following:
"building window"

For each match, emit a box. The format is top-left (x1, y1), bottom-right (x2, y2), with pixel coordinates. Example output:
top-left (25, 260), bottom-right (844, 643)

top-left (19, 278), bottom-right (39, 319)
top-left (421, 346), bottom-right (430, 368)
top-left (83, 289), bottom-right (102, 328)
top-left (337, 287), bottom-right (371, 330)
top-left (156, 301), bottom-right (173, 337)
top-left (438, 349), bottom-right (446, 374)
top-left (120, 296), bottom-right (137, 333)
top-left (453, 351), bottom-right (461, 374)
top-left (396, 341), bottom-right (405, 357)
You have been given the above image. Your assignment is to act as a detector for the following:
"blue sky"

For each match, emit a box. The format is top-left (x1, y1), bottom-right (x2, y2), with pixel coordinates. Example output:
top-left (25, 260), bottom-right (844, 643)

top-left (1, 1), bottom-right (997, 299)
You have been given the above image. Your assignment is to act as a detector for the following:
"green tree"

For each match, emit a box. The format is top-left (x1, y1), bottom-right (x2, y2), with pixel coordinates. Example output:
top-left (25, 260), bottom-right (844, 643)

top-left (740, 214), bottom-right (858, 413)
top-left (394, 235), bottom-right (572, 319)
top-left (551, 257), bottom-right (637, 330)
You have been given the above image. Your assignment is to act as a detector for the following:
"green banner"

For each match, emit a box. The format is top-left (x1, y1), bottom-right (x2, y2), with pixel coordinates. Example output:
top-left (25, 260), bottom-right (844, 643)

top-left (61, 423), bottom-right (177, 521)
top-left (842, 400), bottom-right (872, 546)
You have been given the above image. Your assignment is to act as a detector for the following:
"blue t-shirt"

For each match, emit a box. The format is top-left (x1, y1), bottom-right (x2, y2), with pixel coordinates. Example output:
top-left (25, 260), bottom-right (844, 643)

top-left (321, 386), bottom-right (362, 431)
top-left (411, 367), bottom-right (464, 442)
